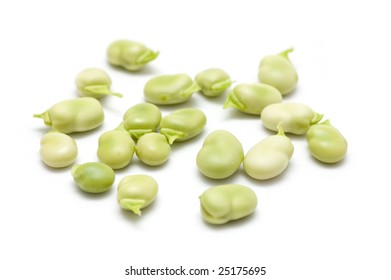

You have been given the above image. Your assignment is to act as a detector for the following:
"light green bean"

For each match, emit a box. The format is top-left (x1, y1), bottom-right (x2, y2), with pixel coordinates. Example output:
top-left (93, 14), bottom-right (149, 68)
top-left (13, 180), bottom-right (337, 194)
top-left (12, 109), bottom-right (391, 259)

top-left (258, 48), bottom-right (298, 95)
top-left (135, 133), bottom-right (171, 166)
top-left (107, 40), bottom-right (159, 71)
top-left (97, 123), bottom-right (135, 169)
top-left (40, 131), bottom-right (78, 168)
top-left (196, 130), bottom-right (244, 179)
top-left (75, 68), bottom-right (122, 99)
top-left (199, 184), bottom-right (257, 225)
top-left (33, 97), bottom-right (104, 133)
top-left (122, 103), bottom-right (162, 139)
top-left (261, 102), bottom-right (323, 135)
top-left (159, 108), bottom-right (207, 144)
top-left (195, 68), bottom-right (232, 97)
top-left (144, 73), bottom-right (200, 105)
top-left (117, 174), bottom-right (158, 215)
top-left (224, 83), bottom-right (282, 115)
top-left (71, 162), bottom-right (115, 193)
top-left (243, 125), bottom-right (294, 180)
top-left (306, 120), bottom-right (348, 163)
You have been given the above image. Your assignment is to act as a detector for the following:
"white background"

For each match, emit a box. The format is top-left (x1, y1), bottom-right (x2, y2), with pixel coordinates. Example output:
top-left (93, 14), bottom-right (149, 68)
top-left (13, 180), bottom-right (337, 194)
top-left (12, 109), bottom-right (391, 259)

top-left (1, 0), bottom-right (390, 279)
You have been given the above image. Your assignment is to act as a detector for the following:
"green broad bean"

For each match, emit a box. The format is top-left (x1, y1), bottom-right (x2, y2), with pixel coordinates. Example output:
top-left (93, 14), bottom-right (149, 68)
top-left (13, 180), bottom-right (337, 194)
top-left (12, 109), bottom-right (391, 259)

top-left (33, 97), bottom-right (104, 133)
top-left (196, 130), bottom-right (244, 179)
top-left (306, 120), bottom-right (348, 163)
top-left (97, 123), bottom-right (135, 169)
top-left (258, 48), bottom-right (298, 95)
top-left (144, 73), bottom-right (200, 105)
top-left (122, 103), bottom-right (162, 139)
top-left (159, 108), bottom-right (207, 144)
top-left (107, 40), bottom-right (159, 71)
top-left (75, 68), bottom-right (122, 99)
top-left (71, 162), bottom-right (115, 193)
top-left (223, 83), bottom-right (282, 115)
top-left (195, 68), bottom-right (232, 97)
top-left (40, 131), bottom-right (78, 168)
top-left (135, 133), bottom-right (171, 166)
top-left (243, 125), bottom-right (294, 180)
top-left (199, 184), bottom-right (257, 225)
top-left (117, 174), bottom-right (158, 215)
top-left (261, 102), bottom-right (323, 135)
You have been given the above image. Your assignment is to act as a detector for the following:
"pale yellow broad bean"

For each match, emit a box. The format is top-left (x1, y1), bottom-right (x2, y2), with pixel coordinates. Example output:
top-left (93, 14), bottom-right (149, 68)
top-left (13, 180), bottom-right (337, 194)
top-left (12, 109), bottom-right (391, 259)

top-left (40, 131), bottom-right (78, 168)
top-left (261, 102), bottom-right (323, 135)
top-left (243, 125), bottom-right (294, 180)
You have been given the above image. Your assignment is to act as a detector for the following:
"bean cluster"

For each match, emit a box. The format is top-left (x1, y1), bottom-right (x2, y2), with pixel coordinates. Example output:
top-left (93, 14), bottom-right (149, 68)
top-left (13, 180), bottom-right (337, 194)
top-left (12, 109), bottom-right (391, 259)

top-left (34, 40), bottom-right (348, 224)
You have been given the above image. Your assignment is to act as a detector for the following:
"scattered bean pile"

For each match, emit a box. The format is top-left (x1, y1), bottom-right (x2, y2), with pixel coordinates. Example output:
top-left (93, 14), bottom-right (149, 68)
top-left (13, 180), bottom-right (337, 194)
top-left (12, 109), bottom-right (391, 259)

top-left (34, 39), bottom-right (348, 225)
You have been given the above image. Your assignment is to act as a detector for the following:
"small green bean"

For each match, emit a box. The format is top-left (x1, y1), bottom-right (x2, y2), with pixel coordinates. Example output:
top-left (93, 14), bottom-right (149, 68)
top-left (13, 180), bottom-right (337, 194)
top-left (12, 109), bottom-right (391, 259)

top-left (199, 184), bottom-right (257, 225)
top-left (71, 162), bottom-right (115, 193)
top-left (75, 68), bottom-right (122, 99)
top-left (261, 102), bottom-right (323, 135)
top-left (159, 108), bottom-right (207, 144)
top-left (306, 120), bottom-right (348, 163)
top-left (40, 131), bottom-right (78, 168)
top-left (117, 174), bottom-right (158, 215)
top-left (107, 40), bottom-right (159, 71)
top-left (33, 97), bottom-right (104, 133)
top-left (258, 48), bottom-right (298, 95)
top-left (195, 68), bottom-right (232, 97)
top-left (97, 123), bottom-right (135, 169)
top-left (122, 103), bottom-right (162, 139)
top-left (224, 83), bottom-right (282, 115)
top-left (135, 133), bottom-right (171, 166)
top-left (196, 130), bottom-right (244, 179)
top-left (144, 73), bottom-right (200, 105)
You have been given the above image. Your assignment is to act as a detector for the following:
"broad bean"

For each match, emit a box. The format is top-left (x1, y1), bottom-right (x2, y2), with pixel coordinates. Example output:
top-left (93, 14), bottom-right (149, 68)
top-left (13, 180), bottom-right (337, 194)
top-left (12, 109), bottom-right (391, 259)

top-left (75, 68), bottom-right (122, 99)
top-left (144, 74), bottom-right (200, 105)
top-left (122, 103), bottom-right (162, 139)
top-left (71, 162), bottom-right (115, 193)
top-left (34, 97), bottom-right (104, 133)
top-left (117, 174), bottom-right (158, 215)
top-left (196, 130), bottom-right (244, 179)
top-left (224, 83), bottom-right (282, 115)
top-left (40, 131), bottom-right (78, 168)
top-left (135, 133), bottom-right (171, 166)
top-left (195, 68), bottom-right (232, 97)
top-left (258, 48), bottom-right (298, 95)
top-left (97, 123), bottom-right (135, 169)
top-left (243, 125), bottom-right (294, 180)
top-left (107, 40), bottom-right (159, 71)
top-left (261, 102), bottom-right (323, 135)
top-left (159, 108), bottom-right (207, 144)
top-left (306, 120), bottom-right (348, 163)
top-left (199, 184), bottom-right (257, 225)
